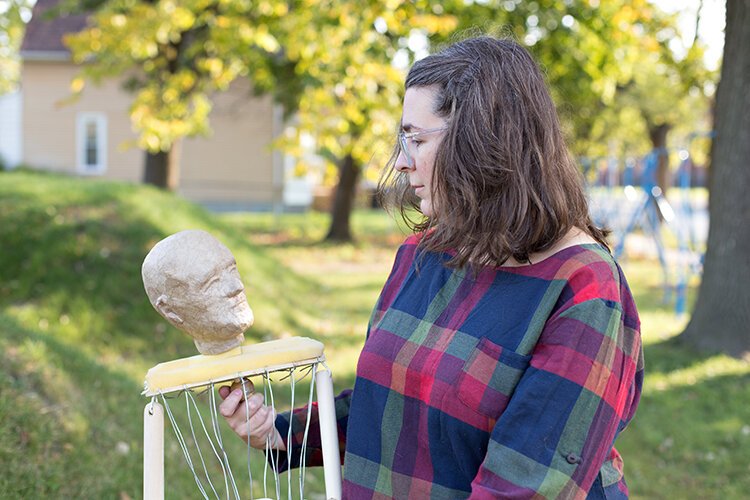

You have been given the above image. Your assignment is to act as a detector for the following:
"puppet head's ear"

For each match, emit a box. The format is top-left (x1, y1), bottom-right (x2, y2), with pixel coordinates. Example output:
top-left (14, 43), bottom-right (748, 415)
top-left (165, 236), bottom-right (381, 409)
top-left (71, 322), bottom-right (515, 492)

top-left (155, 295), bottom-right (183, 325)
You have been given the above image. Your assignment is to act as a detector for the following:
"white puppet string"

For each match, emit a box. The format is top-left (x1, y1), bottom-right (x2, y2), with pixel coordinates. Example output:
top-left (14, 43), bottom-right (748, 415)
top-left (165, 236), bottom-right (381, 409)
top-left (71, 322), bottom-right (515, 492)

top-left (158, 363), bottom-right (318, 500)
top-left (263, 369), bottom-right (281, 500)
top-left (281, 363), bottom-right (317, 500)
top-left (159, 392), bottom-right (212, 499)
top-left (185, 390), bottom-right (222, 499)
top-left (287, 372), bottom-right (295, 499)
top-left (240, 378), bottom-right (255, 498)
top-left (299, 365), bottom-right (317, 499)
top-left (209, 387), bottom-right (242, 499)
top-left (162, 388), bottom-right (240, 500)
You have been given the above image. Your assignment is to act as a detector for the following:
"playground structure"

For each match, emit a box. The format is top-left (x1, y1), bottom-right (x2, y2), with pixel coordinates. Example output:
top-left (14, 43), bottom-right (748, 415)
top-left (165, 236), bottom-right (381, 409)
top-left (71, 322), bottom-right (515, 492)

top-left (583, 134), bottom-right (711, 317)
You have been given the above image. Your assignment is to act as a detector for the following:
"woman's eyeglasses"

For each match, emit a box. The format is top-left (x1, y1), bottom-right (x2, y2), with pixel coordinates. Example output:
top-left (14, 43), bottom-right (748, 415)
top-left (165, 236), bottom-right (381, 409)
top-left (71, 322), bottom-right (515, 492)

top-left (397, 127), bottom-right (447, 168)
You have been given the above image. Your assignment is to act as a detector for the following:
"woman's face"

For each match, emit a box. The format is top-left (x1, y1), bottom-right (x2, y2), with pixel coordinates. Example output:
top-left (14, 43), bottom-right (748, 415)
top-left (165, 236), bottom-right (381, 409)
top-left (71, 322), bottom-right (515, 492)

top-left (395, 86), bottom-right (447, 218)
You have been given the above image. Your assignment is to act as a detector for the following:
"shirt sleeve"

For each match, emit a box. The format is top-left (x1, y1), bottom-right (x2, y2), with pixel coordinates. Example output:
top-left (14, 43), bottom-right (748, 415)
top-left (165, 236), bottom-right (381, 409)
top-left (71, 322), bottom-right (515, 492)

top-left (272, 389), bottom-right (352, 472)
top-left (469, 297), bottom-right (642, 499)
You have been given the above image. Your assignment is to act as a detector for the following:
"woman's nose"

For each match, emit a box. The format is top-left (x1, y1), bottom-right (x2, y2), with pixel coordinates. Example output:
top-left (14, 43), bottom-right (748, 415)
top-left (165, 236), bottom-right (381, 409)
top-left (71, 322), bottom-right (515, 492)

top-left (394, 149), bottom-right (412, 172)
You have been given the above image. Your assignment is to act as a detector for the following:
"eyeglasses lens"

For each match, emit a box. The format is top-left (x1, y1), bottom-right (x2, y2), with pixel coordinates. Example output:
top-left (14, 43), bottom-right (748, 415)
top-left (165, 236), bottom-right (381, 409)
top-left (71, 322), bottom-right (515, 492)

top-left (398, 133), bottom-right (413, 167)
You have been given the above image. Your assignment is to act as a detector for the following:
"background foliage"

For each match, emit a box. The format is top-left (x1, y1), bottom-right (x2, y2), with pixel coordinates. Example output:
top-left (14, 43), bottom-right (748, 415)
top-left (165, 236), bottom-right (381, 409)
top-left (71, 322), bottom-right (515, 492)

top-left (55, 0), bottom-right (718, 238)
top-left (0, 0), bottom-right (33, 94)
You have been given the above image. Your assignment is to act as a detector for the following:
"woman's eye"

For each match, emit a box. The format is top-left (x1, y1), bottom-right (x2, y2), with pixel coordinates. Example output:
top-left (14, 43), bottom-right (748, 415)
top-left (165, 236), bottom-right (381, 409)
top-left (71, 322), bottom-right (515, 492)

top-left (413, 139), bottom-right (423, 146)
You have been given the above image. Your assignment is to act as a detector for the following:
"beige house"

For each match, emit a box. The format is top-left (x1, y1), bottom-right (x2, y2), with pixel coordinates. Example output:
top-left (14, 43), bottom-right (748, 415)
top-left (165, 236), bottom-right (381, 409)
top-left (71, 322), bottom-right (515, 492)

top-left (7, 0), bottom-right (312, 211)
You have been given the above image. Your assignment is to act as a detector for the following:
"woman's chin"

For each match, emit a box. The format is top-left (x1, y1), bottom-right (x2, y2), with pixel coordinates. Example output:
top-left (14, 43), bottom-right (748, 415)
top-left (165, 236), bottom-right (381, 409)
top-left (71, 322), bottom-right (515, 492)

top-left (420, 200), bottom-right (433, 217)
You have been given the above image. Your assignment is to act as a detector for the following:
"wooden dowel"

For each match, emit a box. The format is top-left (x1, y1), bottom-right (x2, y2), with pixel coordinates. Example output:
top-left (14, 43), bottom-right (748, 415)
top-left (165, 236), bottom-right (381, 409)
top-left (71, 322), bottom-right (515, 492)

top-left (144, 401), bottom-right (164, 500)
top-left (315, 368), bottom-right (342, 500)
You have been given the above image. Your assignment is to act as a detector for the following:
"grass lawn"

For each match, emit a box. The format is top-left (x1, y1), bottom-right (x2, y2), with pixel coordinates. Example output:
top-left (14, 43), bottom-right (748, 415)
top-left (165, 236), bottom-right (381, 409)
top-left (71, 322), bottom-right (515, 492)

top-left (1, 170), bottom-right (747, 499)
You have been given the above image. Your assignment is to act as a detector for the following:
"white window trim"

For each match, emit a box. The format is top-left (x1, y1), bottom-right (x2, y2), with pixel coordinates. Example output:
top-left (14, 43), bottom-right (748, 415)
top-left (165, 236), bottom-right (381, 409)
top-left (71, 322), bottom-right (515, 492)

top-left (0, 89), bottom-right (23, 168)
top-left (76, 112), bottom-right (107, 175)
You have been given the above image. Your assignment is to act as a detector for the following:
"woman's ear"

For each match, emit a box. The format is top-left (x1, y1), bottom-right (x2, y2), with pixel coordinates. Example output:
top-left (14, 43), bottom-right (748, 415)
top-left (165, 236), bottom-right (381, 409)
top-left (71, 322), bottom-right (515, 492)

top-left (155, 294), bottom-right (183, 325)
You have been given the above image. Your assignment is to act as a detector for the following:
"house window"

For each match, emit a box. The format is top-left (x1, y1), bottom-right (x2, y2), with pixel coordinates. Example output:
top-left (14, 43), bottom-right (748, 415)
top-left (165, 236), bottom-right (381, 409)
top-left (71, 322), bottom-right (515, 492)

top-left (76, 113), bottom-right (107, 174)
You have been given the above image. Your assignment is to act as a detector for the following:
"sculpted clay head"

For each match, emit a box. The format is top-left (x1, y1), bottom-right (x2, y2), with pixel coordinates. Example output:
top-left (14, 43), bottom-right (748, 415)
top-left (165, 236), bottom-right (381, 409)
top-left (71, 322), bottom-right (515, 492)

top-left (142, 230), bottom-right (254, 355)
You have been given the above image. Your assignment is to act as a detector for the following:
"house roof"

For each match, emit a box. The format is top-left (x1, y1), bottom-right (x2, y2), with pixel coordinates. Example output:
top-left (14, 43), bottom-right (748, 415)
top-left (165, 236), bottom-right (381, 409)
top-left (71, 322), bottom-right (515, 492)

top-left (21, 0), bottom-right (88, 59)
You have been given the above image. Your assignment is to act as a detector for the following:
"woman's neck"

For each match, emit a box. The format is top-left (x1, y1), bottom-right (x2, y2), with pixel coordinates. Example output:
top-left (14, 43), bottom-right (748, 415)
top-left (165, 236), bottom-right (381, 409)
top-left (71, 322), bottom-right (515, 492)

top-left (502, 227), bottom-right (597, 267)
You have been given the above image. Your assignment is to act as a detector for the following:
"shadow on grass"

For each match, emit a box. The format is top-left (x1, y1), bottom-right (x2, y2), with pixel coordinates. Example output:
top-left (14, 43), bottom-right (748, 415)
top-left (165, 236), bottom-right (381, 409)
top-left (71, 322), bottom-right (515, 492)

top-left (0, 171), bottom-right (369, 362)
top-left (643, 335), bottom-right (720, 375)
top-left (0, 171), bottom-right (378, 498)
top-left (614, 300), bottom-right (750, 499)
top-left (620, 367), bottom-right (750, 499)
top-left (0, 313), bottom-right (147, 498)
top-left (0, 311), bottom-right (358, 499)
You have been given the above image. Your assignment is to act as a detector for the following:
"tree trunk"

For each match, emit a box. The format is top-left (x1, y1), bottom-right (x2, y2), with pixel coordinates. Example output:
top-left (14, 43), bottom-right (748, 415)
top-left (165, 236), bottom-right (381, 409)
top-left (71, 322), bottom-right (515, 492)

top-left (648, 122), bottom-right (671, 195)
top-left (679, 0), bottom-right (750, 357)
top-left (325, 154), bottom-right (359, 242)
top-left (143, 140), bottom-right (181, 191)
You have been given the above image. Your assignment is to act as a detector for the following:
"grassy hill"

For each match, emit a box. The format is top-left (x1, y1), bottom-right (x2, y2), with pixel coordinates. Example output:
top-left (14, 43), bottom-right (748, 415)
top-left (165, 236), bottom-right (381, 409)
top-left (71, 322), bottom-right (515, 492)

top-left (1, 169), bottom-right (749, 499)
top-left (0, 170), bottom-right (373, 498)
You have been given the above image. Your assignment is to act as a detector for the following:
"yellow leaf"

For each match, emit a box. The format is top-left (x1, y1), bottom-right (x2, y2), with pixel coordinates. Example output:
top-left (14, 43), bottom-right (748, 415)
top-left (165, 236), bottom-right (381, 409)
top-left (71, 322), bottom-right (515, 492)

top-left (111, 14), bottom-right (127, 28)
top-left (256, 30), bottom-right (280, 52)
top-left (70, 77), bottom-right (85, 93)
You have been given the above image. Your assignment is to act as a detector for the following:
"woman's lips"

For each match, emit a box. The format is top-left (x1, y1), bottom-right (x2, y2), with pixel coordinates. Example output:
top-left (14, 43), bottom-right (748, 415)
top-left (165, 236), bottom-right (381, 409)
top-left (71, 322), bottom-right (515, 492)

top-left (413, 185), bottom-right (424, 196)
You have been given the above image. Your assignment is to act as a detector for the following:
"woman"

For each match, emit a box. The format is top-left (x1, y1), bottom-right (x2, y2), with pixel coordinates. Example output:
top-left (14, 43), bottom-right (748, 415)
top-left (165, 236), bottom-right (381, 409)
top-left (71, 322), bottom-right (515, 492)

top-left (220, 36), bottom-right (643, 499)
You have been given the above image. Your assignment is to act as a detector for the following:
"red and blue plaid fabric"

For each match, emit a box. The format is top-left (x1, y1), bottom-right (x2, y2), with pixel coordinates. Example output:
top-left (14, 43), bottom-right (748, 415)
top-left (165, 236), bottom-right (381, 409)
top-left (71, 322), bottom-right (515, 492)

top-left (276, 234), bottom-right (643, 499)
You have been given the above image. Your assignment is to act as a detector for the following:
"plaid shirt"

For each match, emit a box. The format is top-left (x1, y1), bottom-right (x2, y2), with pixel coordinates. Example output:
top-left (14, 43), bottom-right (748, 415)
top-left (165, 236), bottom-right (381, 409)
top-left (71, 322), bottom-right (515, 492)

top-left (277, 234), bottom-right (643, 499)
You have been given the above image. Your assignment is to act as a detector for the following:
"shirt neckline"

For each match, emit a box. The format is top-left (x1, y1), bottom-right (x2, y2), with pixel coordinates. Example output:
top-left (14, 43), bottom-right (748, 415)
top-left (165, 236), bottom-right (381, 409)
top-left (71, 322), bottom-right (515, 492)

top-left (446, 243), bottom-right (606, 283)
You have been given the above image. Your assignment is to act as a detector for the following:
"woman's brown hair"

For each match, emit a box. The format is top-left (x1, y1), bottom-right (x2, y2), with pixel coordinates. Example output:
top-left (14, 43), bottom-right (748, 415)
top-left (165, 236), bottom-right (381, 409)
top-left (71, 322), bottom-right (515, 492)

top-left (379, 36), bottom-right (608, 268)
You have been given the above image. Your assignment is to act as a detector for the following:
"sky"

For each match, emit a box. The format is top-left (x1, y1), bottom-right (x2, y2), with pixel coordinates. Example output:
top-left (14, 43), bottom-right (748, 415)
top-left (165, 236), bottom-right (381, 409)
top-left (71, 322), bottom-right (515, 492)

top-left (655, 0), bottom-right (726, 70)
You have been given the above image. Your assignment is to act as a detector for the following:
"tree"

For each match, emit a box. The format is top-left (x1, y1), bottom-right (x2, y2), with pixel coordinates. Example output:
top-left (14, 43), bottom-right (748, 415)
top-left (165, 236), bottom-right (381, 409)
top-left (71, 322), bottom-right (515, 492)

top-left (64, 0), bottom-right (287, 189)
top-left (281, 0), bottom-right (687, 241)
top-left (381, 0), bottom-right (712, 212)
top-left (64, 0), bottom-right (710, 243)
top-left (0, 0), bottom-right (33, 94)
top-left (63, 0), bottom-right (453, 230)
top-left (608, 10), bottom-right (714, 194)
top-left (272, 1), bottom-right (455, 241)
top-left (680, 0), bottom-right (750, 357)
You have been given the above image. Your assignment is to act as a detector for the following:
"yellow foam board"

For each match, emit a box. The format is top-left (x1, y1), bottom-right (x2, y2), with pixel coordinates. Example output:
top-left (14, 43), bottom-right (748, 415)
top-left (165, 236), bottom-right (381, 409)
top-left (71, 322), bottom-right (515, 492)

top-left (143, 337), bottom-right (325, 396)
